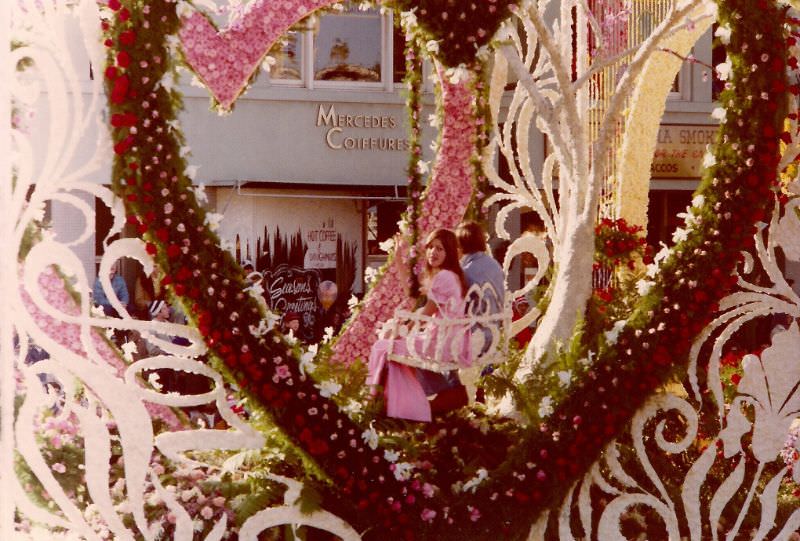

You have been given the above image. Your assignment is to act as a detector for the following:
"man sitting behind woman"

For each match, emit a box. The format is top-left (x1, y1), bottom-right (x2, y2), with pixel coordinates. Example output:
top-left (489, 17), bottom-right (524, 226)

top-left (367, 228), bottom-right (471, 422)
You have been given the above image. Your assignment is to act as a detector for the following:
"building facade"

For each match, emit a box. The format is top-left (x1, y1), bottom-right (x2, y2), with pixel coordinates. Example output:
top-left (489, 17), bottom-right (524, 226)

top-left (35, 2), bottom-right (717, 308)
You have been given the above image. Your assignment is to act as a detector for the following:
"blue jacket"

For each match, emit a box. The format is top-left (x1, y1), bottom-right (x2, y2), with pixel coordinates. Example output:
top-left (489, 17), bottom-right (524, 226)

top-left (93, 274), bottom-right (130, 307)
top-left (461, 252), bottom-right (505, 315)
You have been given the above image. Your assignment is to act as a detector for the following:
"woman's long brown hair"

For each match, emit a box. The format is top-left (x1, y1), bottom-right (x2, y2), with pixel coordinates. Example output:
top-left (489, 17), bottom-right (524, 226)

top-left (422, 228), bottom-right (468, 295)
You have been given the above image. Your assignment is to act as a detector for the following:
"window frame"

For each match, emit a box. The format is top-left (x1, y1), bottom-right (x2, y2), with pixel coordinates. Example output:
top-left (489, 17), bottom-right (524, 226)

top-left (311, 8), bottom-right (389, 90)
top-left (263, 28), bottom-right (307, 88)
top-left (264, 8), bottom-right (399, 91)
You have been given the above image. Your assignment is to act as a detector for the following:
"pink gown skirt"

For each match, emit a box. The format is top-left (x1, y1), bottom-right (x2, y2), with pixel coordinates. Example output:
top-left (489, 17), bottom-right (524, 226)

top-left (367, 338), bottom-right (431, 422)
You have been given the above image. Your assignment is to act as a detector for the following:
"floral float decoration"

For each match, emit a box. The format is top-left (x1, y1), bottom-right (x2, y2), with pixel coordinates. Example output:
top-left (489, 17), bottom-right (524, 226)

top-left (331, 0), bottom-right (503, 362)
top-left (178, 0), bottom-right (336, 110)
top-left (92, 0), bottom-right (792, 537)
top-left (593, 217), bottom-right (647, 271)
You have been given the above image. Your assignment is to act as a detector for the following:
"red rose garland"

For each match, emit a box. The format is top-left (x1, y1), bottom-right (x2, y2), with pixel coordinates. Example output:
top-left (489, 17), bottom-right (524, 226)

top-left (101, 3), bottom-right (441, 538)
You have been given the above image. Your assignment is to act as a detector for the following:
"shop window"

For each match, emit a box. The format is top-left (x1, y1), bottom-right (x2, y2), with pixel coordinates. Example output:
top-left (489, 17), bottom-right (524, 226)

top-left (264, 2), bottom-right (407, 89)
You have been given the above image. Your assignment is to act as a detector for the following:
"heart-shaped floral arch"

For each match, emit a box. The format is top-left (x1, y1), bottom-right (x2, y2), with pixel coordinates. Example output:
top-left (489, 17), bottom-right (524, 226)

top-left (100, 0), bottom-right (790, 537)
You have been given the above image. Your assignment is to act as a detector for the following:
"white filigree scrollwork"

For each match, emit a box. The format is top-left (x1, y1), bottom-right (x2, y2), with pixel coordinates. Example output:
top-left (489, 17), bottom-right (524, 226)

top-left (483, 0), bottom-right (715, 378)
top-left (544, 192), bottom-right (800, 540)
top-left (4, 1), bottom-right (359, 539)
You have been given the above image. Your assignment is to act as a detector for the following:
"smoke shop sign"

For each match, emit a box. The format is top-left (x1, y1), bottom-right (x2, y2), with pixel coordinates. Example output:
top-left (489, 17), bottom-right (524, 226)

top-left (316, 104), bottom-right (410, 152)
top-left (651, 124), bottom-right (717, 179)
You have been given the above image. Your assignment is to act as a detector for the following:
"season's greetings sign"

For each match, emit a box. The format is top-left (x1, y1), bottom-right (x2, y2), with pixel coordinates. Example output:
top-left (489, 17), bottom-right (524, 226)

top-left (264, 264), bottom-right (320, 342)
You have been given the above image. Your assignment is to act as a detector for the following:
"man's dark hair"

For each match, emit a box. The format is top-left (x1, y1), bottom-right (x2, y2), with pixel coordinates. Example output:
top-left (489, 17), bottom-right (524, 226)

top-left (456, 221), bottom-right (487, 254)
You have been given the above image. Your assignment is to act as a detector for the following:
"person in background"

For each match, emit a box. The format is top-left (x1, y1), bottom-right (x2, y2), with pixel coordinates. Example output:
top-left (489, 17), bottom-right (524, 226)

top-left (93, 263), bottom-right (130, 317)
top-left (143, 300), bottom-right (175, 392)
top-left (456, 221), bottom-right (505, 317)
top-left (314, 280), bottom-right (344, 342)
top-left (511, 296), bottom-right (534, 348)
top-left (456, 221), bottom-right (506, 365)
top-left (145, 300), bottom-right (172, 357)
top-left (282, 312), bottom-right (302, 337)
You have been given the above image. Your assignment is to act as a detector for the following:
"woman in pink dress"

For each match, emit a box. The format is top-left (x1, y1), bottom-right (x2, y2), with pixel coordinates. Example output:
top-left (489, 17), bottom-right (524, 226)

top-left (367, 228), bottom-right (470, 422)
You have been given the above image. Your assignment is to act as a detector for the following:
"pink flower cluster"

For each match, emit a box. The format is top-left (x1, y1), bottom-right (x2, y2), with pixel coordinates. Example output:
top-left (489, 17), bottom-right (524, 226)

top-left (20, 267), bottom-right (182, 430)
top-left (591, 0), bottom-right (630, 60)
top-left (41, 415), bottom-right (80, 450)
top-left (179, 0), bottom-right (335, 109)
top-left (332, 77), bottom-right (477, 363)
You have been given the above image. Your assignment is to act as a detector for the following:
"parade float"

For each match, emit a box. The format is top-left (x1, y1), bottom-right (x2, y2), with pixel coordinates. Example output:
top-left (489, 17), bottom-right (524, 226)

top-left (3, 0), bottom-right (800, 539)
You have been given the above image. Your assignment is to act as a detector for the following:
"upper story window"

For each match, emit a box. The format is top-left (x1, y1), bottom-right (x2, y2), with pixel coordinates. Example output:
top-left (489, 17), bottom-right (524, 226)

top-left (314, 6), bottom-right (382, 83)
top-left (269, 31), bottom-right (303, 81)
top-left (266, 2), bottom-right (406, 90)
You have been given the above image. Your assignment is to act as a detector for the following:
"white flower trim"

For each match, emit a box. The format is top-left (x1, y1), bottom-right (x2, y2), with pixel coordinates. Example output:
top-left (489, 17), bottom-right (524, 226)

top-left (616, 2), bottom-right (715, 230)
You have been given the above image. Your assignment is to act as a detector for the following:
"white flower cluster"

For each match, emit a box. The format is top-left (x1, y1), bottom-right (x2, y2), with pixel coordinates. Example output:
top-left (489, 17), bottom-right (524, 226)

top-left (176, 0), bottom-right (194, 18)
top-left (392, 461), bottom-right (414, 481)
top-left (342, 399), bottom-right (364, 416)
top-left (261, 55), bottom-right (276, 73)
top-left (361, 423), bottom-right (379, 450)
top-left (604, 320), bottom-right (627, 345)
top-left (676, 195), bottom-right (705, 231)
top-left (364, 266), bottom-right (379, 285)
top-left (204, 212), bottom-right (223, 232)
top-left (299, 344), bottom-right (318, 375)
top-left (347, 294), bottom-right (360, 312)
top-left (461, 468), bottom-right (489, 493)
top-left (321, 326), bottom-right (335, 344)
top-left (249, 312), bottom-right (279, 338)
top-left (715, 57), bottom-right (732, 81)
top-left (399, 10), bottom-right (418, 34)
top-left (537, 396), bottom-right (554, 418)
top-left (646, 243), bottom-right (671, 278)
top-left (317, 379), bottom-right (342, 398)
top-left (244, 280), bottom-right (265, 299)
top-left (445, 64), bottom-right (471, 84)
top-left (714, 24), bottom-right (732, 45)
top-left (636, 278), bottom-right (655, 296)
top-left (121, 340), bottom-right (138, 362)
top-left (378, 236), bottom-right (395, 253)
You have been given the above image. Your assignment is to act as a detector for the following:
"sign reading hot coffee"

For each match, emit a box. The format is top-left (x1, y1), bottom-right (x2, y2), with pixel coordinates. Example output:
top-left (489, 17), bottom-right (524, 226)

top-left (264, 264), bottom-right (320, 343)
top-left (304, 217), bottom-right (338, 269)
top-left (651, 124), bottom-right (717, 179)
top-left (316, 104), bottom-right (410, 151)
